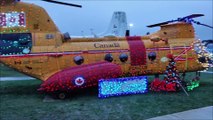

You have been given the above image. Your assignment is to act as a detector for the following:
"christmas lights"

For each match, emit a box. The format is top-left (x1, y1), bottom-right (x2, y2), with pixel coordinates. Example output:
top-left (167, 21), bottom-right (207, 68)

top-left (193, 40), bottom-right (211, 67)
top-left (151, 54), bottom-right (183, 92)
top-left (0, 11), bottom-right (26, 28)
top-left (0, 33), bottom-right (32, 55)
top-left (98, 76), bottom-right (148, 98)
top-left (187, 81), bottom-right (199, 91)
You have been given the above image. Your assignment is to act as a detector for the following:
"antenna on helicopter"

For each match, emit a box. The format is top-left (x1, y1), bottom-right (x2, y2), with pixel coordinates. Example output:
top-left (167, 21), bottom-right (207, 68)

top-left (81, 31), bottom-right (85, 38)
top-left (147, 14), bottom-right (213, 29)
top-left (90, 28), bottom-right (98, 38)
top-left (41, 0), bottom-right (82, 8)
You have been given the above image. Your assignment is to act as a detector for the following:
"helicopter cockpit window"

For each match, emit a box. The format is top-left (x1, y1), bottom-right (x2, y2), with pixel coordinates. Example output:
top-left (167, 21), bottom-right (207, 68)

top-left (0, 33), bottom-right (32, 55)
top-left (74, 55), bottom-right (84, 65)
top-left (104, 53), bottom-right (113, 62)
top-left (0, 12), bottom-right (26, 28)
top-left (63, 32), bottom-right (71, 41)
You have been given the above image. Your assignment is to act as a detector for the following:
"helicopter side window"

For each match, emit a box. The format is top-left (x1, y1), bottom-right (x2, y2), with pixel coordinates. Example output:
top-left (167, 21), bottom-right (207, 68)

top-left (46, 34), bottom-right (54, 39)
top-left (148, 52), bottom-right (157, 61)
top-left (74, 55), bottom-right (84, 65)
top-left (104, 53), bottom-right (113, 62)
top-left (119, 53), bottom-right (128, 63)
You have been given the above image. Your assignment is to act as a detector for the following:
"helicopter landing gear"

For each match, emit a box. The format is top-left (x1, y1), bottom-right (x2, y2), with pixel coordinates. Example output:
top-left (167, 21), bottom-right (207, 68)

top-left (57, 92), bottom-right (67, 100)
top-left (154, 74), bottom-right (159, 78)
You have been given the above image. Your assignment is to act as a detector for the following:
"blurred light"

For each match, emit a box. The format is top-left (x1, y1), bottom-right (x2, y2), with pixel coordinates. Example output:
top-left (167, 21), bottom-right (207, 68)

top-left (129, 23), bottom-right (134, 27)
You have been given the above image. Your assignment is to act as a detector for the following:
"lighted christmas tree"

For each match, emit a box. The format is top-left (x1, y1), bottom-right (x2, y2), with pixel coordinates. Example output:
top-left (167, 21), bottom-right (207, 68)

top-left (163, 54), bottom-right (182, 91)
top-left (151, 54), bottom-right (183, 92)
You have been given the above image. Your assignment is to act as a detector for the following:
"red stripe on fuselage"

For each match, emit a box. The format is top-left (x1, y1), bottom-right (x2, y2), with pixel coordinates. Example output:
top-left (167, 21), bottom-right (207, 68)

top-left (0, 49), bottom-right (129, 58)
top-left (126, 36), bottom-right (146, 66)
top-left (146, 46), bottom-right (191, 51)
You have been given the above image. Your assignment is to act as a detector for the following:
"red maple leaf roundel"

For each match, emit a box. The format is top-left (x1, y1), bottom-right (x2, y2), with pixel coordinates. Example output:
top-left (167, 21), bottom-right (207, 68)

top-left (74, 77), bottom-right (85, 86)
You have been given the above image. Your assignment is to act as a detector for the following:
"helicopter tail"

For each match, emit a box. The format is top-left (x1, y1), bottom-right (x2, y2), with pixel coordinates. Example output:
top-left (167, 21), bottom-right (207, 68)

top-left (100, 11), bottom-right (128, 37)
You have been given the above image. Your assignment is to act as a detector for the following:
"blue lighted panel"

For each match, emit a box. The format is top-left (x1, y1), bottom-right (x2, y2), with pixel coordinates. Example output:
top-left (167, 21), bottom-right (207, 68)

top-left (98, 76), bottom-right (148, 98)
top-left (0, 33), bottom-right (32, 55)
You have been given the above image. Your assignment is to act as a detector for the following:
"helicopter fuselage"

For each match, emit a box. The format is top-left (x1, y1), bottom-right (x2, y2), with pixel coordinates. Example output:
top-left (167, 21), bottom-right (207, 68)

top-left (0, 2), bottom-right (207, 83)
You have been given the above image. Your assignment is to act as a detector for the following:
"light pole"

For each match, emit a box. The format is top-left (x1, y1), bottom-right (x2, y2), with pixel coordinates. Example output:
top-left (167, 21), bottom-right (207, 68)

top-left (128, 23), bottom-right (134, 36)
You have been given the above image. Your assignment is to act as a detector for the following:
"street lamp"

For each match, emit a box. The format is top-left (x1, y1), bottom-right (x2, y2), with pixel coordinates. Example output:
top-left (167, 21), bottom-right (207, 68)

top-left (126, 23), bottom-right (134, 36)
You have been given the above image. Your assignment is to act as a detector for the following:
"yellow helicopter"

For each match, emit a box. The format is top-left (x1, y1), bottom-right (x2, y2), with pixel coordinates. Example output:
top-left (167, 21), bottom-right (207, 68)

top-left (0, 0), bottom-right (212, 98)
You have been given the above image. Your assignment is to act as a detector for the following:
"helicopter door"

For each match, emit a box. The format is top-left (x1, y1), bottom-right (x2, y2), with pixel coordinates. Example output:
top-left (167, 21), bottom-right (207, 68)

top-left (170, 43), bottom-right (188, 71)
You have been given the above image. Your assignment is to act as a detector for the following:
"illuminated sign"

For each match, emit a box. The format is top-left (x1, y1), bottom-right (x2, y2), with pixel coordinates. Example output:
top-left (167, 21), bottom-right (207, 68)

top-left (98, 76), bottom-right (148, 98)
top-left (0, 12), bottom-right (26, 28)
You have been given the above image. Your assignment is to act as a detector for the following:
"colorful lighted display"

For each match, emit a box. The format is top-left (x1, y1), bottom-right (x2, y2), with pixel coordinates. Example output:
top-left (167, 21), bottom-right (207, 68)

top-left (1, 0), bottom-right (211, 99)
top-left (151, 54), bottom-right (183, 92)
top-left (193, 40), bottom-right (211, 68)
top-left (187, 80), bottom-right (200, 91)
top-left (98, 76), bottom-right (148, 98)
top-left (0, 33), bottom-right (32, 55)
top-left (0, 12), bottom-right (26, 28)
top-left (38, 62), bottom-right (122, 93)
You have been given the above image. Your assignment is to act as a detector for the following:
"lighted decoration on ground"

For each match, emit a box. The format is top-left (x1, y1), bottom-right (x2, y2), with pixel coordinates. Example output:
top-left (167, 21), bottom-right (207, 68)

top-left (187, 76), bottom-right (200, 91)
top-left (98, 76), bottom-right (148, 98)
top-left (151, 54), bottom-right (184, 92)
top-left (187, 80), bottom-right (200, 91)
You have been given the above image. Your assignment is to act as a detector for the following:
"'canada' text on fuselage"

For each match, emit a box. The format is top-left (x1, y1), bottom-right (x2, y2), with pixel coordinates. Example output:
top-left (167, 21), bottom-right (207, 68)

top-left (94, 43), bottom-right (120, 48)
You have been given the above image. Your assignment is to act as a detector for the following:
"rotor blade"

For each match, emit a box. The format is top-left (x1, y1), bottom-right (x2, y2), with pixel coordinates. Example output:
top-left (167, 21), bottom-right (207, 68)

top-left (147, 21), bottom-right (170, 28)
top-left (181, 14), bottom-right (204, 20)
top-left (147, 14), bottom-right (205, 28)
top-left (41, 0), bottom-right (82, 8)
top-left (193, 20), bottom-right (213, 29)
top-left (198, 23), bottom-right (213, 29)
top-left (147, 20), bottom-right (177, 28)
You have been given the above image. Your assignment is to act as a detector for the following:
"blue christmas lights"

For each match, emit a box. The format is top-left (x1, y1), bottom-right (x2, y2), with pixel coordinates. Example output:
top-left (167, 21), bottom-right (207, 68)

top-left (98, 76), bottom-right (148, 98)
top-left (0, 33), bottom-right (32, 55)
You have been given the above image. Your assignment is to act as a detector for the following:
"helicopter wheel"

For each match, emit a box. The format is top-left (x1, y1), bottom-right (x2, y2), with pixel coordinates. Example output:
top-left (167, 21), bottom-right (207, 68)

top-left (57, 92), bottom-right (67, 100)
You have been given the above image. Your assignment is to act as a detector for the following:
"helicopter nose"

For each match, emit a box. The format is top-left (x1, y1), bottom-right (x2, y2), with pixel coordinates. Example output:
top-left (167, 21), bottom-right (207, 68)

top-left (194, 39), bottom-right (213, 67)
top-left (198, 56), bottom-right (208, 63)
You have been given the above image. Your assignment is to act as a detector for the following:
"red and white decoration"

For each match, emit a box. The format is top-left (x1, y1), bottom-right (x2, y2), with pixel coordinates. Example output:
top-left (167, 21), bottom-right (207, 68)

top-left (38, 62), bottom-right (122, 93)
top-left (74, 77), bottom-right (85, 86)
top-left (0, 12), bottom-right (25, 28)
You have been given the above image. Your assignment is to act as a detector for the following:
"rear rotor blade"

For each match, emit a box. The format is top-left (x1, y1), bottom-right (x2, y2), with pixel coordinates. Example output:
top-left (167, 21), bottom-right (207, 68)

top-left (41, 0), bottom-right (82, 8)
top-left (147, 20), bottom-right (177, 28)
top-left (147, 21), bottom-right (169, 28)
